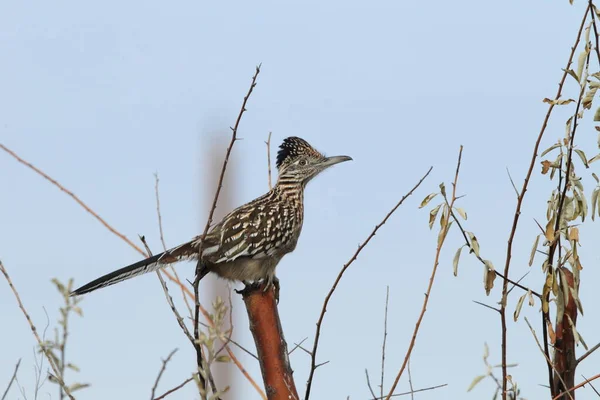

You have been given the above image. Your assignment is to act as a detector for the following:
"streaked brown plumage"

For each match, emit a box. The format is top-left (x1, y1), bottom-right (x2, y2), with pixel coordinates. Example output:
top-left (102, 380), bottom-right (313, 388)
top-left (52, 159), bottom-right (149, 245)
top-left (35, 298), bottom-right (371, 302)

top-left (71, 137), bottom-right (351, 296)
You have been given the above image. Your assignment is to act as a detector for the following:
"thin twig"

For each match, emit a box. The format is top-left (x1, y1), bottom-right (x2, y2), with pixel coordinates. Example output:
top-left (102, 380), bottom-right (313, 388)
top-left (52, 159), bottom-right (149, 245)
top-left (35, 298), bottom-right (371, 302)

top-left (582, 374), bottom-right (600, 397)
top-left (576, 341), bottom-right (600, 365)
top-left (365, 370), bottom-right (377, 400)
top-left (1, 359), bottom-right (21, 400)
top-left (266, 131), bottom-right (273, 190)
top-left (444, 200), bottom-right (541, 298)
top-left (0, 143), bottom-right (266, 399)
top-left (153, 377), bottom-right (194, 400)
top-left (506, 167), bottom-right (520, 197)
top-left (407, 358), bottom-right (415, 400)
top-left (304, 166), bottom-right (432, 400)
top-left (551, 373), bottom-right (600, 400)
top-left (380, 286), bottom-right (389, 399)
top-left (150, 349), bottom-right (178, 400)
top-left (368, 383), bottom-right (448, 399)
top-left (472, 300), bottom-right (500, 314)
top-left (0, 261), bottom-right (75, 400)
top-left (523, 317), bottom-right (574, 400)
top-left (383, 149), bottom-right (462, 400)
top-left (499, 5), bottom-right (591, 398)
top-left (192, 64), bottom-right (261, 398)
top-left (288, 338), bottom-right (308, 356)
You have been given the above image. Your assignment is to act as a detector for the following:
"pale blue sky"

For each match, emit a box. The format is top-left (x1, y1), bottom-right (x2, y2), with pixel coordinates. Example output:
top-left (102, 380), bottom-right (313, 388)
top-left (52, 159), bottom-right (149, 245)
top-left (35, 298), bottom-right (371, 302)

top-left (2, 1), bottom-right (600, 399)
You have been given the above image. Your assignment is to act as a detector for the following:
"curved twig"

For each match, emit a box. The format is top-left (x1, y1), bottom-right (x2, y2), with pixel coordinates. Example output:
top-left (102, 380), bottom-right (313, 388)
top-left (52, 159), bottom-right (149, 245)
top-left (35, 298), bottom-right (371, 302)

top-left (304, 166), bottom-right (433, 400)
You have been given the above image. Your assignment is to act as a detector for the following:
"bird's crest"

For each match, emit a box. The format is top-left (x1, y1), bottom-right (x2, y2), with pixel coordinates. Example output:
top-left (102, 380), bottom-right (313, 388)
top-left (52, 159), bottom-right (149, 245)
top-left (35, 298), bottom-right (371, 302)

top-left (276, 137), bottom-right (324, 169)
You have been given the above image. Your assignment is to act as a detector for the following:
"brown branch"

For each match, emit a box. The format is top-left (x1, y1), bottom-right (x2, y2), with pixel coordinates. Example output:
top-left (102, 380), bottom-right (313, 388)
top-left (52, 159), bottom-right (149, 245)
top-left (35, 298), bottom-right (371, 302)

top-left (552, 373), bottom-right (600, 400)
top-left (304, 166), bottom-right (433, 400)
top-left (369, 383), bottom-right (447, 399)
top-left (0, 142), bottom-right (266, 399)
top-left (241, 282), bottom-right (299, 400)
top-left (546, 26), bottom-right (591, 399)
top-left (576, 341), bottom-right (600, 365)
top-left (266, 131), bottom-right (273, 190)
top-left (553, 268), bottom-right (578, 399)
top-left (524, 317), bottom-right (574, 400)
top-left (383, 149), bottom-right (462, 400)
top-left (153, 377), bottom-right (194, 400)
top-left (192, 64), bottom-right (261, 397)
top-left (150, 349), bottom-right (178, 400)
top-left (0, 261), bottom-right (75, 400)
top-left (499, 5), bottom-right (591, 398)
top-left (1, 359), bottom-right (21, 400)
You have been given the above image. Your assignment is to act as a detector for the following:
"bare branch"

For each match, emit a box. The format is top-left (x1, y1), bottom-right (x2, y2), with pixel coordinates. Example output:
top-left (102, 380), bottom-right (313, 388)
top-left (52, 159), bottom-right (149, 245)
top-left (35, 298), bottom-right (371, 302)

top-left (150, 349), bottom-right (178, 400)
top-left (383, 150), bottom-right (461, 400)
top-left (192, 64), bottom-right (261, 397)
top-left (497, 5), bottom-right (592, 398)
top-left (153, 377), bottom-right (194, 400)
top-left (304, 166), bottom-right (432, 400)
top-left (576, 341), bottom-right (600, 365)
top-left (0, 261), bottom-right (75, 400)
top-left (266, 131), bottom-right (273, 190)
top-left (365, 369), bottom-right (377, 400)
top-left (1, 359), bottom-right (21, 400)
top-left (368, 383), bottom-right (448, 399)
top-left (379, 286), bottom-right (390, 399)
top-left (551, 373), bottom-right (600, 400)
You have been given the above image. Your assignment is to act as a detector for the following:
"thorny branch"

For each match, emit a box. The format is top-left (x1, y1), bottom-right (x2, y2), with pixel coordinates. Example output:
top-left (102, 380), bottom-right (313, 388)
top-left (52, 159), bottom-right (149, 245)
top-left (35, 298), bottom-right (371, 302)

top-left (383, 149), bottom-right (462, 400)
top-left (192, 64), bottom-right (261, 397)
top-left (0, 261), bottom-right (75, 400)
top-left (498, 5), bottom-right (591, 399)
top-left (304, 166), bottom-right (433, 400)
top-left (0, 142), bottom-right (266, 399)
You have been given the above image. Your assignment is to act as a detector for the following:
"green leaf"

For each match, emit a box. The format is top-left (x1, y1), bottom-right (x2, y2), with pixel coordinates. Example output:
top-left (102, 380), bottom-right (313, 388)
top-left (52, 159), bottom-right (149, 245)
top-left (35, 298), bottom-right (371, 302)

top-left (591, 188), bottom-right (599, 221)
top-left (529, 235), bottom-right (540, 267)
top-left (467, 375), bottom-right (486, 392)
top-left (429, 204), bottom-right (442, 230)
top-left (540, 142), bottom-right (561, 157)
top-left (574, 149), bottom-right (589, 168)
top-left (514, 294), bottom-right (526, 321)
top-left (419, 192), bottom-right (438, 209)
top-left (215, 355), bottom-right (231, 363)
top-left (454, 207), bottom-right (467, 220)
top-left (453, 246), bottom-right (464, 277)
top-left (467, 232), bottom-right (480, 257)
top-left (66, 363), bottom-right (80, 372)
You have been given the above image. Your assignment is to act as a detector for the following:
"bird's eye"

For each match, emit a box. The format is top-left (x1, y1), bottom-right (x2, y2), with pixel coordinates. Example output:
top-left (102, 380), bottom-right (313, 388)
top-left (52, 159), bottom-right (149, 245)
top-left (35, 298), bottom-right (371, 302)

top-left (299, 160), bottom-right (307, 166)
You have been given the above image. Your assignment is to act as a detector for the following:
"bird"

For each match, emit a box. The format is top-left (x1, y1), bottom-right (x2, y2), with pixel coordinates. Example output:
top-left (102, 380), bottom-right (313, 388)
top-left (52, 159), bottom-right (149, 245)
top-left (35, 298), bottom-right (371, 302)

top-left (71, 136), bottom-right (352, 296)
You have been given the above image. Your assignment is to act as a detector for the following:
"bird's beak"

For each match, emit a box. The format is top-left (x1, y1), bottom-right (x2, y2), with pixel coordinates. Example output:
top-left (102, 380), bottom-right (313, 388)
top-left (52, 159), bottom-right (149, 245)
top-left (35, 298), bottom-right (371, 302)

top-left (322, 155), bottom-right (353, 168)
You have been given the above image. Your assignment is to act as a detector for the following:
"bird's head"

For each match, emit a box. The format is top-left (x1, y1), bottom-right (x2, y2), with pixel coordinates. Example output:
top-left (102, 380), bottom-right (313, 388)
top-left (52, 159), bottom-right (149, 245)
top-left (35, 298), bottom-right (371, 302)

top-left (275, 137), bottom-right (352, 185)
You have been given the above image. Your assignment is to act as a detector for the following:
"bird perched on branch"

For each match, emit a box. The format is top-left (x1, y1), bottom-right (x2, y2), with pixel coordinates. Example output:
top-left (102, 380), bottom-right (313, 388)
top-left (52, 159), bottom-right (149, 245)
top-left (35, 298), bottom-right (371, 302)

top-left (71, 137), bottom-right (351, 296)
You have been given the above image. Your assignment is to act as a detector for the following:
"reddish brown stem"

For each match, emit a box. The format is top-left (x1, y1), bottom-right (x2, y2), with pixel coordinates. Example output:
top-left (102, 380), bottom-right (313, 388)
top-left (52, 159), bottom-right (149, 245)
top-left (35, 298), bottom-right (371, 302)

top-left (241, 283), bottom-right (299, 400)
top-left (553, 268), bottom-right (578, 399)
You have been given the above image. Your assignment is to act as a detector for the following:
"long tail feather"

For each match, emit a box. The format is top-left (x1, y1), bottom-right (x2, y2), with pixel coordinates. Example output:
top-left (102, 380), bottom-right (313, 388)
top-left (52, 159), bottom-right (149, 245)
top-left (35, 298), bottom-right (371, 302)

top-left (71, 241), bottom-right (198, 296)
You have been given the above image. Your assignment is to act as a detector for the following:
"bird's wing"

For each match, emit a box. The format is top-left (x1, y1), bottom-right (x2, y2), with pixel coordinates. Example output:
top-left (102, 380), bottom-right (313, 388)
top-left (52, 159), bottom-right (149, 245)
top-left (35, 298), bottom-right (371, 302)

top-left (200, 199), bottom-right (296, 264)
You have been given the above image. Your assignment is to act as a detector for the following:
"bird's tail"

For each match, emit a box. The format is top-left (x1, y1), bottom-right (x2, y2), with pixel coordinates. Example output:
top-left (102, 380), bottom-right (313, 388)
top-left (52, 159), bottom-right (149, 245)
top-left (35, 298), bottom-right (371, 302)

top-left (71, 241), bottom-right (202, 296)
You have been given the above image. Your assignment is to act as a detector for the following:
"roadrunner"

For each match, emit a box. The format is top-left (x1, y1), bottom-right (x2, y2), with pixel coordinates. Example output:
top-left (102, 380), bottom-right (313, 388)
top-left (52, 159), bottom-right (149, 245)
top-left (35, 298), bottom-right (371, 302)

top-left (71, 137), bottom-right (351, 296)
